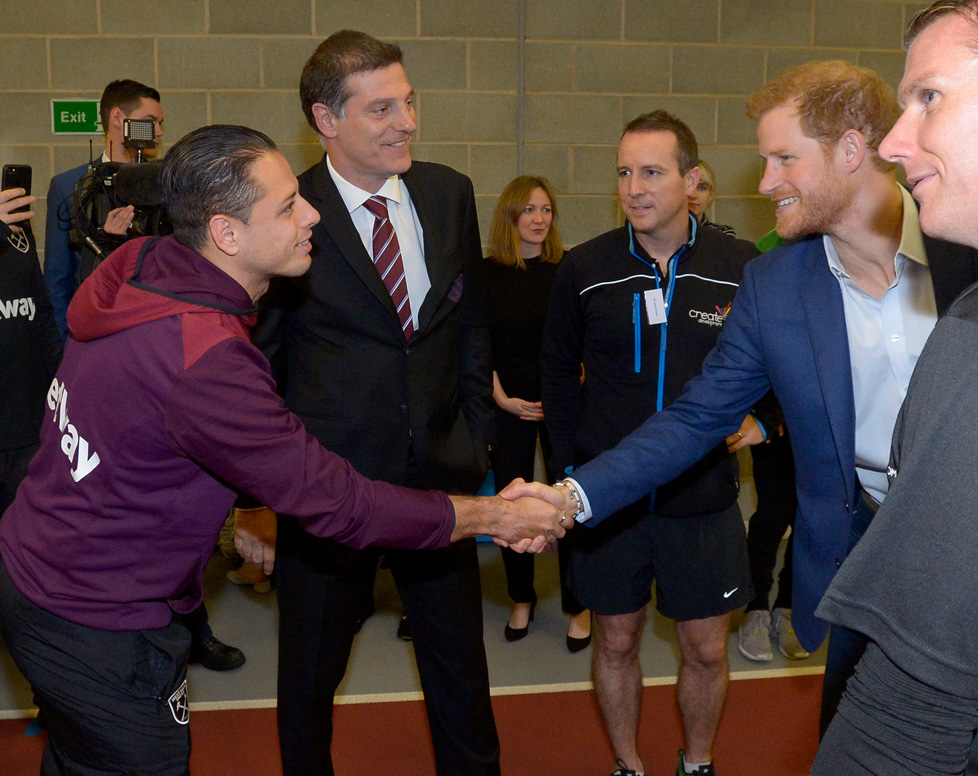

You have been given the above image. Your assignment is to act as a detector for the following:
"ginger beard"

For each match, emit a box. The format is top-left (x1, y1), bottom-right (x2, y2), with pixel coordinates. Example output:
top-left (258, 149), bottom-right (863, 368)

top-left (771, 154), bottom-right (855, 240)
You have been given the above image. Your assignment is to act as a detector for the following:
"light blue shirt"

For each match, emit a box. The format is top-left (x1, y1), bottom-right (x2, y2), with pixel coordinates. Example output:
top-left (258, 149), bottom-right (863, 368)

top-left (825, 186), bottom-right (936, 504)
top-left (326, 156), bottom-right (430, 328)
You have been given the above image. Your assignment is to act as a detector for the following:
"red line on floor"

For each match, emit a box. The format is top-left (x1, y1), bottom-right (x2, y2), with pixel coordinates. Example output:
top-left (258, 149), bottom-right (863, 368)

top-left (0, 674), bottom-right (820, 775)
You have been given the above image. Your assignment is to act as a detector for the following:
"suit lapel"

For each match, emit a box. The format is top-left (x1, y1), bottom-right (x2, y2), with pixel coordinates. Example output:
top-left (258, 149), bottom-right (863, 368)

top-left (402, 168), bottom-right (455, 332)
top-left (799, 239), bottom-right (857, 496)
top-left (308, 160), bottom-right (400, 318)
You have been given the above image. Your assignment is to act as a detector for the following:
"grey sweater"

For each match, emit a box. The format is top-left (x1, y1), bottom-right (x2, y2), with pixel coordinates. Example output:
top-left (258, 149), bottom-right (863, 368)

top-left (817, 282), bottom-right (978, 697)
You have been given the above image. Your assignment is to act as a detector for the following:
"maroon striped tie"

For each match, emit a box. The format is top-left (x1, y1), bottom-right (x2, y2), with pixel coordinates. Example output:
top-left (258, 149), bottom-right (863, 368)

top-left (363, 196), bottom-right (414, 338)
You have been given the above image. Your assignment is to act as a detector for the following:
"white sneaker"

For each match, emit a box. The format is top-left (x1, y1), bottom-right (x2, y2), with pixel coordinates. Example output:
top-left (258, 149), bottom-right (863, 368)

top-left (738, 609), bottom-right (773, 661)
top-left (772, 607), bottom-right (809, 659)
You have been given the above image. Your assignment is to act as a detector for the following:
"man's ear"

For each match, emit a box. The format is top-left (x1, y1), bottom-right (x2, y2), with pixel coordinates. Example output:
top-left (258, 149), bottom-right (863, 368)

top-left (685, 166), bottom-right (701, 196)
top-left (109, 106), bottom-right (126, 131)
top-left (208, 215), bottom-right (239, 256)
top-left (840, 129), bottom-right (867, 172)
top-left (312, 103), bottom-right (338, 139)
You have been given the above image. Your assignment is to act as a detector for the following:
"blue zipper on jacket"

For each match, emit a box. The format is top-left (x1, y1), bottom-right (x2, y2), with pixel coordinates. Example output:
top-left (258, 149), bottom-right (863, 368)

top-left (627, 217), bottom-right (697, 411)
top-left (632, 293), bottom-right (641, 373)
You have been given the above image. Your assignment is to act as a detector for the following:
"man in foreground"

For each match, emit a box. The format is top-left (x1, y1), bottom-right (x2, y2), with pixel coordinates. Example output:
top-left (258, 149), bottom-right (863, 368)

top-left (813, 3), bottom-right (978, 773)
top-left (505, 58), bottom-right (978, 740)
top-left (0, 124), bottom-right (561, 776)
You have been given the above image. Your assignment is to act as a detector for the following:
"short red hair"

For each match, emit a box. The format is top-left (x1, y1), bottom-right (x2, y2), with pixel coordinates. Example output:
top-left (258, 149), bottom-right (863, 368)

top-left (745, 60), bottom-right (899, 172)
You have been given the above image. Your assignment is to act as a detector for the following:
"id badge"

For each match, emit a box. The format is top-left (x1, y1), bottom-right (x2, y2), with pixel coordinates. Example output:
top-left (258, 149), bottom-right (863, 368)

top-left (644, 288), bottom-right (667, 325)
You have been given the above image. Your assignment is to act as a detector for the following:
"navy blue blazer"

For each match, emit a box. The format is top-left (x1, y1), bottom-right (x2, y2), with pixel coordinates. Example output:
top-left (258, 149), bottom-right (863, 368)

top-left (44, 162), bottom-right (88, 340)
top-left (572, 231), bottom-right (978, 650)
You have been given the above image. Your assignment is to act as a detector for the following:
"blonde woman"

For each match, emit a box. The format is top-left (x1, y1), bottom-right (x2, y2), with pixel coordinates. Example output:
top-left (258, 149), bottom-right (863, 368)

top-left (485, 176), bottom-right (591, 651)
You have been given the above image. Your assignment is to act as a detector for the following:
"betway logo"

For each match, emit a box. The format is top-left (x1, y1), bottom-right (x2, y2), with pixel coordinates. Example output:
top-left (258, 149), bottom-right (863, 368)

top-left (0, 296), bottom-right (36, 320)
top-left (46, 378), bottom-right (101, 482)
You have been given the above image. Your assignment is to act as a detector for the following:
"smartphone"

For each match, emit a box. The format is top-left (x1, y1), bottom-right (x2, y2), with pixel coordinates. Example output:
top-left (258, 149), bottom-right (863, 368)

top-left (2, 164), bottom-right (32, 214)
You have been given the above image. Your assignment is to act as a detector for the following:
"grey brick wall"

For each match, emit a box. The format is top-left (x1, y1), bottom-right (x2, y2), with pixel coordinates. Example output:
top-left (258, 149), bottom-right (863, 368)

top-left (0, 0), bottom-right (925, 260)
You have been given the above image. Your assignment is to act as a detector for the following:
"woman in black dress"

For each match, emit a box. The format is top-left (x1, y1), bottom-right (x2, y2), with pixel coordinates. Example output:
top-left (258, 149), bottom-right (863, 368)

top-left (485, 176), bottom-right (591, 651)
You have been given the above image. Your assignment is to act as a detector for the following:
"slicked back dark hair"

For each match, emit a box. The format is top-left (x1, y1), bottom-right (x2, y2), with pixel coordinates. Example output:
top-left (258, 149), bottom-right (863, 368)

top-left (622, 110), bottom-right (699, 174)
top-left (300, 30), bottom-right (404, 133)
top-left (161, 125), bottom-right (276, 252)
top-left (99, 79), bottom-right (161, 134)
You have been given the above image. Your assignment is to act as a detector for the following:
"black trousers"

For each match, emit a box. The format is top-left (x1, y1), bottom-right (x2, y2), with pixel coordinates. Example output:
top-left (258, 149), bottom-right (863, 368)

top-left (746, 432), bottom-right (797, 612)
top-left (490, 408), bottom-right (584, 614)
top-left (276, 519), bottom-right (500, 776)
top-left (0, 559), bottom-right (192, 776)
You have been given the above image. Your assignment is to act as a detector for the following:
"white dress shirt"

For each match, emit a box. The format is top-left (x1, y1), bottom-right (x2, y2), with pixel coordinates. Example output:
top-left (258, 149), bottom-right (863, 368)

top-left (326, 155), bottom-right (430, 328)
top-left (826, 186), bottom-right (937, 505)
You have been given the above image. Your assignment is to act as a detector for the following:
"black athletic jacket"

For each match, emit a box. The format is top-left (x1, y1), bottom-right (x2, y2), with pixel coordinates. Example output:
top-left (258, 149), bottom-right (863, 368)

top-left (542, 217), bottom-right (763, 517)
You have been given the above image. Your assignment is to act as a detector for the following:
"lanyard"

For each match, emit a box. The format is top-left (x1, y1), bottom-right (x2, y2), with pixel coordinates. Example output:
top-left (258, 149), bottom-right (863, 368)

top-left (627, 217), bottom-right (696, 411)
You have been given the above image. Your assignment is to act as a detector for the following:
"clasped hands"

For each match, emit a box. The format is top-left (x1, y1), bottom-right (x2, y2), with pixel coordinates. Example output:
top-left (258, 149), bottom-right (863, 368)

top-left (232, 479), bottom-right (580, 574)
top-left (499, 395), bottom-right (544, 422)
top-left (487, 477), bottom-right (576, 554)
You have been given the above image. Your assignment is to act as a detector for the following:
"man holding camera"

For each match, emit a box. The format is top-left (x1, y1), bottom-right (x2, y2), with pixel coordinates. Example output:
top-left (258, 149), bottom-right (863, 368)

top-left (44, 79), bottom-right (164, 340)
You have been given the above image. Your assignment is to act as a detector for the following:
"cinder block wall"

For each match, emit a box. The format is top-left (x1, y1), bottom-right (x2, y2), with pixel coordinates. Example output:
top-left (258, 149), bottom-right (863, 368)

top-left (0, 0), bottom-right (926, 261)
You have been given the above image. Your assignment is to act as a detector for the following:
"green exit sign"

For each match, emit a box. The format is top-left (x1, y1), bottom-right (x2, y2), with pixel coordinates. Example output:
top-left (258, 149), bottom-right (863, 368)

top-left (51, 100), bottom-right (102, 134)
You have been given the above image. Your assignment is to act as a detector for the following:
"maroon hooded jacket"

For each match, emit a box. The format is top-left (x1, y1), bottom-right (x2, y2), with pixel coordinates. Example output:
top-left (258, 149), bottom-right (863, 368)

top-left (0, 236), bottom-right (454, 631)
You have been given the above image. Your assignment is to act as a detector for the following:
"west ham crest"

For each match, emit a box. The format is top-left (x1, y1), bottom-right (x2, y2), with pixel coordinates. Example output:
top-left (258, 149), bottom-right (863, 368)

top-left (168, 680), bottom-right (190, 725)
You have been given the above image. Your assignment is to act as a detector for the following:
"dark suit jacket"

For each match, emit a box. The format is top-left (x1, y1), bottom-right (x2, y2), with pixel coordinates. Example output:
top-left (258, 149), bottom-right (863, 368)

top-left (570, 231), bottom-right (978, 650)
top-left (255, 157), bottom-right (493, 496)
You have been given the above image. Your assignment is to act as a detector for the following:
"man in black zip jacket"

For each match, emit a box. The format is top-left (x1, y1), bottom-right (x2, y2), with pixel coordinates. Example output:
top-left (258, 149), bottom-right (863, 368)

top-left (541, 111), bottom-right (764, 776)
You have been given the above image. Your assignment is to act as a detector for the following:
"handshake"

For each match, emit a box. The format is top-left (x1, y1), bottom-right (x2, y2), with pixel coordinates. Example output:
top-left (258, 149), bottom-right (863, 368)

top-left (234, 479), bottom-right (581, 576)
top-left (447, 478), bottom-right (578, 553)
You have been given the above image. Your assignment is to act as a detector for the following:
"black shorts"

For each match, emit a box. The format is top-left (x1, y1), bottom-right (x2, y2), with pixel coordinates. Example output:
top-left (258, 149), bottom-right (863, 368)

top-left (0, 560), bottom-right (192, 776)
top-left (567, 499), bottom-right (751, 620)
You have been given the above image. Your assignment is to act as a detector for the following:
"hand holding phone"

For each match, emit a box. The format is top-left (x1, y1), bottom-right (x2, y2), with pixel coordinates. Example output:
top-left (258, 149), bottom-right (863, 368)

top-left (2, 164), bottom-right (32, 207)
top-left (1, 164), bottom-right (36, 230)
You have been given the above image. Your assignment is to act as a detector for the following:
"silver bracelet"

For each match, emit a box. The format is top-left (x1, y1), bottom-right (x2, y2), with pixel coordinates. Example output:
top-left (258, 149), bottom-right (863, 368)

top-left (552, 480), bottom-right (583, 525)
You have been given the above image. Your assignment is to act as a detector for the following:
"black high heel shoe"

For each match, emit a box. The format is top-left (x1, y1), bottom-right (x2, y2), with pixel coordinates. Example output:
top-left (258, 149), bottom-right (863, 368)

top-left (566, 632), bottom-right (592, 653)
top-left (504, 599), bottom-right (536, 642)
top-left (566, 611), bottom-right (592, 653)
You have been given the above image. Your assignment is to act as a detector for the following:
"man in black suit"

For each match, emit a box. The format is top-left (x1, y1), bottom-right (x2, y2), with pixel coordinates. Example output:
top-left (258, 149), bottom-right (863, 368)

top-left (255, 30), bottom-right (500, 776)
